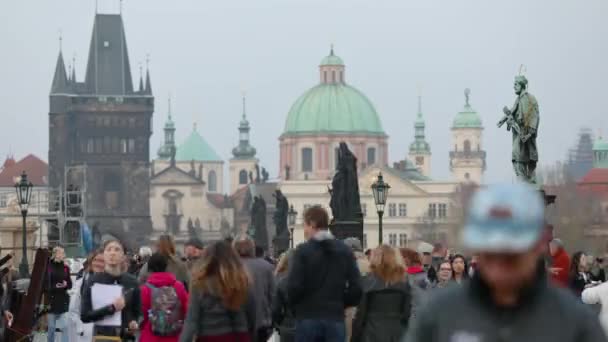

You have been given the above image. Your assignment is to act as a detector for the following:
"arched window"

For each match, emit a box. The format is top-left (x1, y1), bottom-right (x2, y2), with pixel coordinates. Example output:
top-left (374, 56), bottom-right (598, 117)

top-left (238, 170), bottom-right (248, 184)
top-left (464, 140), bottom-right (471, 153)
top-left (208, 170), bottom-right (217, 192)
top-left (332, 71), bottom-right (336, 83)
top-left (367, 147), bottom-right (376, 166)
top-left (323, 71), bottom-right (327, 83)
top-left (302, 148), bottom-right (313, 172)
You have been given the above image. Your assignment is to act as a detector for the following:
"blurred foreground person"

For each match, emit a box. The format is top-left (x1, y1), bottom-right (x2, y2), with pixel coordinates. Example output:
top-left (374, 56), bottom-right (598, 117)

top-left (68, 249), bottom-right (104, 342)
top-left (548, 238), bottom-right (570, 287)
top-left (183, 238), bottom-right (205, 274)
top-left (343, 237), bottom-right (369, 342)
top-left (179, 241), bottom-right (256, 342)
top-left (582, 280), bottom-right (608, 337)
top-left (352, 245), bottom-right (411, 342)
top-left (405, 182), bottom-right (608, 342)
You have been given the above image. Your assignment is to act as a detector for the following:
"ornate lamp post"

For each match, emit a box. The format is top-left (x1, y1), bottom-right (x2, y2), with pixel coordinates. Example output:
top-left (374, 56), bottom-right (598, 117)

top-left (288, 205), bottom-right (298, 249)
top-left (15, 171), bottom-right (33, 278)
top-left (371, 172), bottom-right (390, 245)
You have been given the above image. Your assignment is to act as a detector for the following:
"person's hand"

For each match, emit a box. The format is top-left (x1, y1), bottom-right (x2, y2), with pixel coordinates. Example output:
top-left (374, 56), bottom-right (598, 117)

top-left (548, 267), bottom-right (562, 275)
top-left (128, 321), bottom-right (139, 332)
top-left (112, 296), bottom-right (125, 311)
top-left (4, 310), bottom-right (13, 323)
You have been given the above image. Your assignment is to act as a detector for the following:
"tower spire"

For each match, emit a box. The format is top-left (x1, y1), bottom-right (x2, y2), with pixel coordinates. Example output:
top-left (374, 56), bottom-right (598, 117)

top-left (242, 90), bottom-right (247, 120)
top-left (50, 43), bottom-right (68, 94)
top-left (144, 54), bottom-right (152, 94)
top-left (138, 62), bottom-right (144, 92)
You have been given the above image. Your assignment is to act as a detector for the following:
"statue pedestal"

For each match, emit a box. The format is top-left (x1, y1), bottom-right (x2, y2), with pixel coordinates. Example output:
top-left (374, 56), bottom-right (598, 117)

top-left (330, 219), bottom-right (364, 243)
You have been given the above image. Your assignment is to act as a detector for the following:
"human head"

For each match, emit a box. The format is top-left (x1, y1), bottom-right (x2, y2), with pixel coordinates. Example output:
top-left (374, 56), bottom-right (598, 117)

top-left (437, 261), bottom-right (453, 282)
top-left (233, 235), bottom-right (255, 258)
top-left (193, 241), bottom-right (249, 310)
top-left (451, 254), bottom-right (469, 279)
top-left (400, 248), bottom-right (421, 267)
top-left (570, 252), bottom-right (587, 276)
top-left (103, 239), bottom-right (125, 267)
top-left (549, 238), bottom-right (563, 257)
top-left (462, 182), bottom-right (545, 298)
top-left (514, 75), bottom-right (528, 95)
top-left (52, 245), bottom-right (66, 262)
top-left (370, 245), bottom-right (405, 285)
top-left (157, 235), bottom-right (176, 256)
top-left (303, 206), bottom-right (329, 239)
top-left (184, 238), bottom-right (204, 259)
top-left (275, 249), bottom-right (294, 276)
top-left (88, 249), bottom-right (105, 273)
top-left (138, 246), bottom-right (153, 262)
top-left (148, 252), bottom-right (168, 273)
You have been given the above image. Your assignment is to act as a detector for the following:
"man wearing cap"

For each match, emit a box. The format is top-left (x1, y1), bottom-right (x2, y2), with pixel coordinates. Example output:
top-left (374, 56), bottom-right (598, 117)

top-left (405, 182), bottom-right (607, 342)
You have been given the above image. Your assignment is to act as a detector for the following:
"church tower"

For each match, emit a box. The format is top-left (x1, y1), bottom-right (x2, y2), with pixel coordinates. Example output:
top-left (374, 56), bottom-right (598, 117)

top-left (157, 97), bottom-right (176, 160)
top-left (408, 94), bottom-right (431, 177)
top-left (449, 89), bottom-right (486, 183)
top-left (229, 93), bottom-right (258, 194)
top-left (48, 13), bottom-right (154, 243)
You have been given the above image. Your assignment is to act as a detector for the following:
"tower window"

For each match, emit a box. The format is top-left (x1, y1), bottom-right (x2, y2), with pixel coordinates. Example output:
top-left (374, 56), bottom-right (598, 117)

top-left (324, 71), bottom-right (327, 83)
top-left (239, 170), bottom-right (248, 184)
top-left (332, 70), bottom-right (336, 83)
top-left (302, 148), bottom-right (313, 172)
top-left (464, 140), bottom-right (471, 153)
top-left (208, 170), bottom-right (217, 192)
top-left (367, 147), bottom-right (376, 166)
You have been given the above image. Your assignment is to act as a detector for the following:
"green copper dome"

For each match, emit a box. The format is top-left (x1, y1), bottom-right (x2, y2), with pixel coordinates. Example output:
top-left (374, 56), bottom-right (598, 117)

top-left (284, 84), bottom-right (384, 135)
top-left (593, 136), bottom-right (608, 151)
top-left (176, 125), bottom-right (222, 162)
top-left (320, 54), bottom-right (344, 66)
top-left (453, 89), bottom-right (482, 129)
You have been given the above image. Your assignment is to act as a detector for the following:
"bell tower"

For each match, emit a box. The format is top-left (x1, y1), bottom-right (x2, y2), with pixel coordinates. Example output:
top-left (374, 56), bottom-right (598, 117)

top-left (229, 93), bottom-right (258, 194)
top-left (408, 94), bottom-right (431, 177)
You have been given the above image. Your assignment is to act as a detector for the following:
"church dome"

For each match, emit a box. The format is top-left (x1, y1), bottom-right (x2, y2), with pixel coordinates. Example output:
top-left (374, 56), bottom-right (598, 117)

top-left (593, 136), bottom-right (608, 151)
top-left (453, 89), bottom-right (482, 129)
top-left (176, 124), bottom-right (222, 162)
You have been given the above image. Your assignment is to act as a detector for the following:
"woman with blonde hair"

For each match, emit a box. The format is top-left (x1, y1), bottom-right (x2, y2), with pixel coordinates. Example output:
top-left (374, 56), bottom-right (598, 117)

top-left (272, 250), bottom-right (295, 342)
top-left (47, 245), bottom-right (72, 342)
top-left (179, 241), bottom-right (256, 342)
top-left (352, 245), bottom-right (412, 342)
top-left (139, 235), bottom-right (189, 288)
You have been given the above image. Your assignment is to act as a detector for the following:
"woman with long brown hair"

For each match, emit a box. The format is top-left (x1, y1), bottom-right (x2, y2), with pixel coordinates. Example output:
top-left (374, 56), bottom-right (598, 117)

top-left (179, 241), bottom-right (256, 342)
top-left (139, 235), bottom-right (189, 288)
top-left (352, 245), bottom-right (412, 342)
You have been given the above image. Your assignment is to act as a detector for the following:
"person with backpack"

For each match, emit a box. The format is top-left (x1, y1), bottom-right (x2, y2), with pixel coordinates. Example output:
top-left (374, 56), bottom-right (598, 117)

top-left (47, 245), bottom-right (73, 342)
top-left (140, 253), bottom-right (189, 342)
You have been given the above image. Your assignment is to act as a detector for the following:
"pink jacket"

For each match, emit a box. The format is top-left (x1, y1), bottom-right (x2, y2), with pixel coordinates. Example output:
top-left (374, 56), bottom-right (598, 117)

top-left (139, 272), bottom-right (189, 342)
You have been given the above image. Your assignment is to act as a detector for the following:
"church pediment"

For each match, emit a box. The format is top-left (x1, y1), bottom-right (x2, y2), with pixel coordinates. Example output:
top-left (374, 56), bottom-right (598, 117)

top-left (359, 166), bottom-right (429, 197)
top-left (151, 166), bottom-right (204, 185)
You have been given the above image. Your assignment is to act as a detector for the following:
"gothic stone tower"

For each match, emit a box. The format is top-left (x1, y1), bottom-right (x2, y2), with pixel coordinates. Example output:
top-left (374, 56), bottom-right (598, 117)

top-left (49, 13), bottom-right (154, 244)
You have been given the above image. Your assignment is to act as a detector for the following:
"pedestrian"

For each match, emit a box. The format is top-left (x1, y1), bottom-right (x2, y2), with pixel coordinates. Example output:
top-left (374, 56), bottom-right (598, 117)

top-left (287, 206), bottom-right (362, 342)
top-left (352, 245), bottom-right (411, 342)
top-left (183, 238), bottom-right (205, 275)
top-left (179, 241), bottom-right (256, 342)
top-left (450, 254), bottom-right (469, 285)
top-left (233, 236), bottom-right (275, 342)
top-left (569, 251), bottom-right (592, 298)
top-left (81, 239), bottom-right (141, 341)
top-left (129, 247), bottom-right (152, 276)
top-left (68, 249), bottom-right (104, 342)
top-left (468, 253), bottom-right (478, 278)
top-left (582, 281), bottom-right (608, 336)
top-left (47, 245), bottom-right (72, 342)
top-left (272, 250), bottom-right (295, 342)
top-left (548, 238), bottom-right (570, 287)
top-left (432, 261), bottom-right (453, 290)
top-left (400, 248), bottom-right (430, 320)
top-left (343, 237), bottom-right (369, 342)
top-left (404, 182), bottom-right (608, 342)
top-left (590, 257), bottom-right (607, 283)
top-left (140, 253), bottom-right (189, 342)
top-left (139, 235), bottom-right (189, 290)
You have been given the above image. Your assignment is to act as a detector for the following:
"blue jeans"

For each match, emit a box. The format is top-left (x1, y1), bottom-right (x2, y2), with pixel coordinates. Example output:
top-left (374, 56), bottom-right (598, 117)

top-left (47, 313), bottom-right (69, 342)
top-left (295, 319), bottom-right (345, 342)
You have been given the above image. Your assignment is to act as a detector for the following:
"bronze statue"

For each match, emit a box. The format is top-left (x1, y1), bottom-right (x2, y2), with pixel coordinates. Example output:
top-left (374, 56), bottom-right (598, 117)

top-left (498, 73), bottom-right (539, 184)
top-left (329, 142), bottom-right (362, 221)
top-left (251, 195), bottom-right (268, 250)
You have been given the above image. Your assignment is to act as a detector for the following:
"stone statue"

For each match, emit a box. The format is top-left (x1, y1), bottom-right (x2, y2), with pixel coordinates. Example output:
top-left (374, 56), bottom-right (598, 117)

top-left (262, 167), bottom-right (269, 183)
top-left (251, 195), bottom-right (268, 249)
top-left (249, 171), bottom-right (254, 184)
top-left (498, 74), bottom-right (540, 184)
top-left (255, 164), bottom-right (261, 184)
top-left (273, 190), bottom-right (289, 239)
top-left (329, 142), bottom-right (362, 221)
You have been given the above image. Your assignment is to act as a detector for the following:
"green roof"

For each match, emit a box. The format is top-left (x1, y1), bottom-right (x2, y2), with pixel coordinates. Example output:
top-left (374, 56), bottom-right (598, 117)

top-left (453, 103), bottom-right (482, 129)
top-left (593, 137), bottom-right (608, 151)
top-left (320, 54), bottom-right (344, 66)
top-left (176, 125), bottom-right (222, 162)
top-left (284, 84), bottom-right (385, 135)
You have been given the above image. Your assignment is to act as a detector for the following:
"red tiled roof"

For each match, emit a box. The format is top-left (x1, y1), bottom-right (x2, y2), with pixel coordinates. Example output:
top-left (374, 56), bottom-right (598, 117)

top-left (2, 156), bottom-right (16, 169)
top-left (207, 193), bottom-right (230, 209)
top-left (579, 168), bottom-right (608, 184)
top-left (0, 154), bottom-right (48, 187)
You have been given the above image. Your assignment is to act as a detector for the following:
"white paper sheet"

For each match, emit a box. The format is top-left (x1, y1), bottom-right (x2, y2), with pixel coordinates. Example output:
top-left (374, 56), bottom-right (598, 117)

top-left (91, 283), bottom-right (123, 326)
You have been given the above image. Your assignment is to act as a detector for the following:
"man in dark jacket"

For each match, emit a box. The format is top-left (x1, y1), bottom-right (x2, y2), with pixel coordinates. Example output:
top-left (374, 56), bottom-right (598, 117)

top-left (405, 182), bottom-right (608, 342)
top-left (287, 206), bottom-right (362, 342)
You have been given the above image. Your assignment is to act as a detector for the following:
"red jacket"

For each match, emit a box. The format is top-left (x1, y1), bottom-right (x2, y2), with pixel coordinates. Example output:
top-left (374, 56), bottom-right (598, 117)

top-left (140, 272), bottom-right (189, 342)
top-left (551, 249), bottom-right (571, 288)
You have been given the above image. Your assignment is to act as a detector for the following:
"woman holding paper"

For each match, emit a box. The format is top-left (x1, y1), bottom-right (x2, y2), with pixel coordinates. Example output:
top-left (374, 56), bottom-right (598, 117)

top-left (81, 239), bottom-right (141, 341)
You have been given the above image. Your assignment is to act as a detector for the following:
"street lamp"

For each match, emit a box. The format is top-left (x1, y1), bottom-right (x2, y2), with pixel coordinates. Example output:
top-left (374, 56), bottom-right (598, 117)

top-left (288, 205), bottom-right (297, 249)
top-left (371, 172), bottom-right (390, 245)
top-left (15, 171), bottom-right (33, 278)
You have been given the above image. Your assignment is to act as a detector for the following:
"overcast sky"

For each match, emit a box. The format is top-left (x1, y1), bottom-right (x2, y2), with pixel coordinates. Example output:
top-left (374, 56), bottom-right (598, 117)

top-left (1, 0), bottom-right (607, 185)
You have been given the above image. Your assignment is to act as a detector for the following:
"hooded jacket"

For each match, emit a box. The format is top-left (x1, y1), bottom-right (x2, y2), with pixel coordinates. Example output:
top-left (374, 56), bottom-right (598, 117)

top-left (405, 264), bottom-right (608, 342)
top-left (140, 272), bottom-right (189, 342)
top-left (287, 230), bottom-right (362, 321)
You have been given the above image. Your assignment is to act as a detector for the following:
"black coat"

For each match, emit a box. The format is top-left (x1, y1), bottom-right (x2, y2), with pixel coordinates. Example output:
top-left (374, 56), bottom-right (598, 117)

top-left (569, 272), bottom-right (591, 297)
top-left (272, 274), bottom-right (294, 342)
top-left (47, 260), bottom-right (72, 314)
top-left (352, 275), bottom-right (412, 342)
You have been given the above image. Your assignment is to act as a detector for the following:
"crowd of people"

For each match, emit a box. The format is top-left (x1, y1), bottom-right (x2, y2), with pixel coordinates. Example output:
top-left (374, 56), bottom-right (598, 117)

top-left (3, 182), bottom-right (608, 341)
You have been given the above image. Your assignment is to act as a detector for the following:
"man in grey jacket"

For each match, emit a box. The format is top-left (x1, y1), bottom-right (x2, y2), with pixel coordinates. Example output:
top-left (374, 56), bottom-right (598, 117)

top-left (405, 182), bottom-right (607, 342)
top-left (234, 236), bottom-right (275, 342)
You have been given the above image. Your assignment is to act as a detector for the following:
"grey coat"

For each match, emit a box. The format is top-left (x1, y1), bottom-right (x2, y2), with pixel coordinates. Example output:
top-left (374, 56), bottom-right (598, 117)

top-left (242, 257), bottom-right (275, 329)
